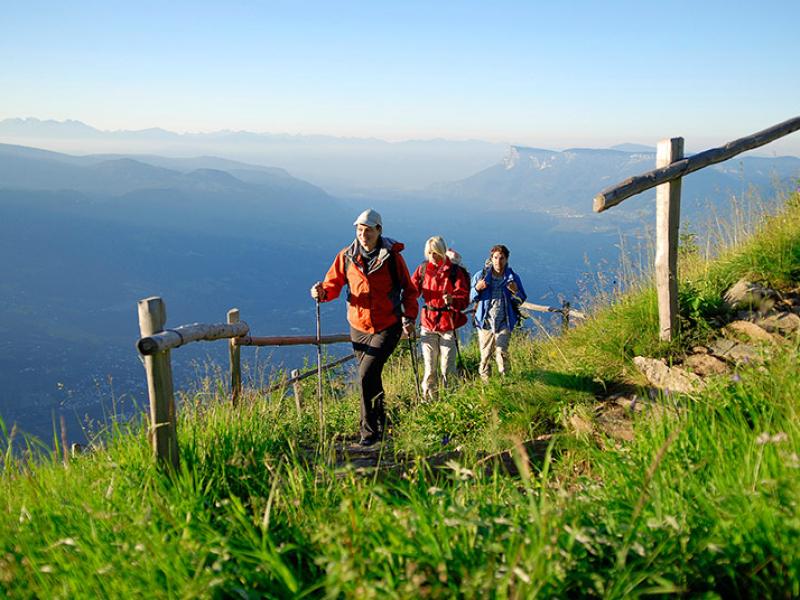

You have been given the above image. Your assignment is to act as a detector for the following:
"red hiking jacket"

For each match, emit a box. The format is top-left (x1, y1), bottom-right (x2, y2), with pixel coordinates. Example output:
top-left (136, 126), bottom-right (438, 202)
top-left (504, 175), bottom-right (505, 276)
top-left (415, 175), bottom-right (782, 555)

top-left (320, 237), bottom-right (419, 334)
top-left (412, 258), bottom-right (469, 332)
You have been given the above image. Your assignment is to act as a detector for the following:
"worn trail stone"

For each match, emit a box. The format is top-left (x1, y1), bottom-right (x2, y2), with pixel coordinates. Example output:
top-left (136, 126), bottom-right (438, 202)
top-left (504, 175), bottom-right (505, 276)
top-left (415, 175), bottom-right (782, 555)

top-left (756, 312), bottom-right (800, 335)
top-left (632, 356), bottom-right (704, 394)
top-left (724, 279), bottom-right (777, 312)
top-left (708, 339), bottom-right (765, 364)
top-left (724, 320), bottom-right (780, 344)
top-left (684, 353), bottom-right (729, 376)
top-left (569, 413), bottom-right (594, 435)
top-left (595, 404), bottom-right (634, 442)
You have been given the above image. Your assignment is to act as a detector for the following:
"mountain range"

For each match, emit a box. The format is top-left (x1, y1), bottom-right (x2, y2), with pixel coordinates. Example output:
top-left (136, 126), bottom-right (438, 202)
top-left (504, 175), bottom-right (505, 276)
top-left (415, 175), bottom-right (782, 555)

top-left (0, 118), bottom-right (506, 192)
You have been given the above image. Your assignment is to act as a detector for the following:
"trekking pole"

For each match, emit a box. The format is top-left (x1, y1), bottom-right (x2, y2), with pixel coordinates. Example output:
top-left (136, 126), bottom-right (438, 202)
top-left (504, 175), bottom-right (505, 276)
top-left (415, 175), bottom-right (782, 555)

top-left (408, 330), bottom-right (422, 403)
top-left (315, 299), bottom-right (324, 439)
top-left (449, 307), bottom-right (464, 373)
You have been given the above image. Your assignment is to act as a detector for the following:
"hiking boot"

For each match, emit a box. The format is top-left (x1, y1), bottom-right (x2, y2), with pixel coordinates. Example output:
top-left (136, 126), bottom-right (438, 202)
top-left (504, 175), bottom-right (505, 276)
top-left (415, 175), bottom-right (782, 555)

top-left (359, 435), bottom-right (379, 447)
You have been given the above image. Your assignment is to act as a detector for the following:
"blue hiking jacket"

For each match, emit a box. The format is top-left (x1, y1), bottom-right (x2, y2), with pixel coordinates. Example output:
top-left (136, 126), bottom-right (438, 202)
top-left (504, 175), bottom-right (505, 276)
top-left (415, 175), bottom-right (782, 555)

top-left (470, 265), bottom-right (527, 330)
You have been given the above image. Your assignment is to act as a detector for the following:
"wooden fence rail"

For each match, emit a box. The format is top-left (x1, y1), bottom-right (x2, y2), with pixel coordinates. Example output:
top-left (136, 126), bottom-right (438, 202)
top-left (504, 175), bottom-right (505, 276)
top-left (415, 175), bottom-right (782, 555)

top-left (592, 115), bottom-right (800, 341)
top-left (271, 354), bottom-right (357, 415)
top-left (234, 334), bottom-right (351, 347)
top-left (594, 116), bottom-right (800, 213)
top-left (138, 321), bottom-right (250, 355)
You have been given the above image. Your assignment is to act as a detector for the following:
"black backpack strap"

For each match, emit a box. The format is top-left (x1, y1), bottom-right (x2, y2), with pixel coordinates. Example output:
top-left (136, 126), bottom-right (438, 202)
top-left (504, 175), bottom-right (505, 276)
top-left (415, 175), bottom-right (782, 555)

top-left (387, 251), bottom-right (401, 291)
top-left (387, 251), bottom-right (405, 320)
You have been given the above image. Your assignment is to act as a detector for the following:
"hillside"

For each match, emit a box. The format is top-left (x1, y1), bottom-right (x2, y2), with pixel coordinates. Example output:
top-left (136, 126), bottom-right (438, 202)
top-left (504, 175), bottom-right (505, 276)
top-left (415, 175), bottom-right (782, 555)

top-left (1, 192), bottom-right (799, 597)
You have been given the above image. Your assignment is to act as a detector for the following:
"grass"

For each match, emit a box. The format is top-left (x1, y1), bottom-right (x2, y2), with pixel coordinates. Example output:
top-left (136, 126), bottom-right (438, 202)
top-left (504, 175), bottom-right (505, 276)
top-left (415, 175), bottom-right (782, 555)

top-left (1, 192), bottom-right (799, 598)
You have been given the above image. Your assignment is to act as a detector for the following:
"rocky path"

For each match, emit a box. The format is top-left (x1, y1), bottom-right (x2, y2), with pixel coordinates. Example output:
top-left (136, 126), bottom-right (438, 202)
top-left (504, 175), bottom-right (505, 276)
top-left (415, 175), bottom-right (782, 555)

top-left (592, 279), bottom-right (800, 442)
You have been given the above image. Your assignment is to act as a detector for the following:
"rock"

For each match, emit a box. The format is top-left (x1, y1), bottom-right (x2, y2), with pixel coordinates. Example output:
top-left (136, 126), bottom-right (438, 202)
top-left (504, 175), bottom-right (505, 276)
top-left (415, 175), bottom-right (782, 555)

top-left (684, 354), bottom-right (729, 376)
top-left (595, 404), bottom-right (634, 442)
top-left (708, 339), bottom-right (765, 364)
top-left (723, 279), bottom-right (777, 312)
top-left (756, 312), bottom-right (800, 335)
top-left (708, 338), bottom-right (736, 356)
top-left (632, 356), bottom-right (704, 394)
top-left (691, 345), bottom-right (709, 355)
top-left (569, 413), bottom-right (594, 435)
top-left (724, 320), bottom-right (780, 344)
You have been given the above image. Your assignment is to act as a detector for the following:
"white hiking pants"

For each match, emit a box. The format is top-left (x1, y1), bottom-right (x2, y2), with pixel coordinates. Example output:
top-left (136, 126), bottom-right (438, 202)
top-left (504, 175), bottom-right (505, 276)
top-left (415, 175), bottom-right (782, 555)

top-left (420, 328), bottom-right (457, 400)
top-left (478, 328), bottom-right (511, 381)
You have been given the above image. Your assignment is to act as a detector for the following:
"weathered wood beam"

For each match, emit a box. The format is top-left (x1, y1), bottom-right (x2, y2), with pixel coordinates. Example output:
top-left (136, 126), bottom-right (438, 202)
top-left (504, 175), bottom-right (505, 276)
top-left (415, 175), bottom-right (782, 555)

top-left (227, 309), bottom-right (242, 404)
top-left (137, 296), bottom-right (179, 471)
top-left (266, 353), bottom-right (356, 393)
top-left (655, 138), bottom-right (684, 341)
top-left (594, 115), bottom-right (800, 212)
top-left (137, 321), bottom-right (250, 355)
top-left (520, 301), bottom-right (586, 320)
top-left (235, 333), bottom-right (350, 347)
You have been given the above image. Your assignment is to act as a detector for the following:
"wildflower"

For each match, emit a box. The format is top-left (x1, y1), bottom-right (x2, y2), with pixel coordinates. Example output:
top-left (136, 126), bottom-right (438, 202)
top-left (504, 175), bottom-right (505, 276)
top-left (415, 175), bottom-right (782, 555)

top-left (441, 434), bottom-right (450, 446)
top-left (756, 431), bottom-right (788, 445)
top-left (730, 373), bottom-right (742, 383)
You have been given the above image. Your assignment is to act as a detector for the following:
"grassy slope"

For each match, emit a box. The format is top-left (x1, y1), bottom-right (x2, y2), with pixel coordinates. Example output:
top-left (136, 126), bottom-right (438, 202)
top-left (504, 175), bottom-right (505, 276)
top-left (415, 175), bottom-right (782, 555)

top-left (1, 193), bottom-right (799, 598)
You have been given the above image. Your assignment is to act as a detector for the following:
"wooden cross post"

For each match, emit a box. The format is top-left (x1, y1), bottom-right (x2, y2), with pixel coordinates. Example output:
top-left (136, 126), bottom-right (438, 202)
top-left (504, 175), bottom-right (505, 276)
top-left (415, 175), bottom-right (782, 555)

top-left (655, 138), bottom-right (684, 341)
top-left (137, 296), bottom-right (180, 470)
top-left (228, 308), bottom-right (242, 404)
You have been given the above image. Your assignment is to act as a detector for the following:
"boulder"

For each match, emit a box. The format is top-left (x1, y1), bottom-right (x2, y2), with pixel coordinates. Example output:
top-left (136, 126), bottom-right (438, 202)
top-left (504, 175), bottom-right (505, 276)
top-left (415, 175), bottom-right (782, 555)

top-left (723, 279), bottom-right (777, 312)
top-left (632, 356), bottom-right (704, 394)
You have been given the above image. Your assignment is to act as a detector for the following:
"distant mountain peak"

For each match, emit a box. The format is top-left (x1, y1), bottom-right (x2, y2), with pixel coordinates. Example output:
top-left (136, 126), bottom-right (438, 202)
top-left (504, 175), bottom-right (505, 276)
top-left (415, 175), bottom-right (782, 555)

top-left (610, 143), bottom-right (655, 153)
top-left (0, 117), bottom-right (101, 137)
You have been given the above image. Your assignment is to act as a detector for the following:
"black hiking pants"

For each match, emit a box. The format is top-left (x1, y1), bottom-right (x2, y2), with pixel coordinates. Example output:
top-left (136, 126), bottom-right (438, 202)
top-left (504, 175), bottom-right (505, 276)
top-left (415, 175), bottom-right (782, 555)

top-left (350, 322), bottom-right (402, 440)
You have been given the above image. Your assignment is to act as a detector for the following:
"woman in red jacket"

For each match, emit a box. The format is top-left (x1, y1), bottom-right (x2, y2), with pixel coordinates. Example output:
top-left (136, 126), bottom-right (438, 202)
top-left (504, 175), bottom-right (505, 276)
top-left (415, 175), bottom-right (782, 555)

top-left (411, 236), bottom-right (469, 401)
top-left (311, 209), bottom-right (418, 446)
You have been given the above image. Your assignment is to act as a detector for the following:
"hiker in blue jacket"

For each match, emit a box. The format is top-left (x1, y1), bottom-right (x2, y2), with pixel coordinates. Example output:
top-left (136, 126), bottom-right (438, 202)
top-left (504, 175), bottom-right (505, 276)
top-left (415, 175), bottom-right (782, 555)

top-left (470, 244), bottom-right (527, 381)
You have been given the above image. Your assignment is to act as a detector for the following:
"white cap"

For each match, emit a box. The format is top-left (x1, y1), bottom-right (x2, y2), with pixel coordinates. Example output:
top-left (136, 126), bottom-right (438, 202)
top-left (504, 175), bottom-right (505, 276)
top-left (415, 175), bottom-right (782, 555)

top-left (353, 208), bottom-right (382, 228)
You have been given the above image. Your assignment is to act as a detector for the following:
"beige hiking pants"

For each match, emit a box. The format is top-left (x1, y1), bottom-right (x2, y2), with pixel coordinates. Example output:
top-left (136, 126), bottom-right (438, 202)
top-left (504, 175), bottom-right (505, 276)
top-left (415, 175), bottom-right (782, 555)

top-left (478, 328), bottom-right (511, 381)
top-left (420, 328), bottom-right (457, 400)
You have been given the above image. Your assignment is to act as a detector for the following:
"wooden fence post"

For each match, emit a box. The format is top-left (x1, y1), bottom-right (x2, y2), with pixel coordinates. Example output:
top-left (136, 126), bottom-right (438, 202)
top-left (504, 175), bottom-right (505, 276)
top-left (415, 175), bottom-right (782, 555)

top-left (137, 296), bottom-right (179, 471)
top-left (291, 369), bottom-right (303, 417)
top-left (655, 138), bottom-right (684, 341)
top-left (228, 308), bottom-right (241, 404)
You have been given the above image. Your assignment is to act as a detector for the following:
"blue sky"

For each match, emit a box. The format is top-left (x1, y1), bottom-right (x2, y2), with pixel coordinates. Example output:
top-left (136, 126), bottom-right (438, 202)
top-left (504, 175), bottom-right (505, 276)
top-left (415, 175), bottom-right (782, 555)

top-left (2, 0), bottom-right (799, 154)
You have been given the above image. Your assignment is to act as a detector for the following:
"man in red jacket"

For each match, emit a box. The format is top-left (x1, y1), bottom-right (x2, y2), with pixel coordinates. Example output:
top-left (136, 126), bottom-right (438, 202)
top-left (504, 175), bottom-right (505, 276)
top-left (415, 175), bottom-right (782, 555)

top-left (311, 209), bottom-right (418, 446)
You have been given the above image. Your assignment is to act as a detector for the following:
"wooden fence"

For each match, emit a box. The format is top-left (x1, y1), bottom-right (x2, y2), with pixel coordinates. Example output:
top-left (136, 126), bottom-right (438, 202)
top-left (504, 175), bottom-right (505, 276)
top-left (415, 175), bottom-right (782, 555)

top-left (135, 295), bottom-right (585, 467)
top-left (593, 116), bottom-right (800, 341)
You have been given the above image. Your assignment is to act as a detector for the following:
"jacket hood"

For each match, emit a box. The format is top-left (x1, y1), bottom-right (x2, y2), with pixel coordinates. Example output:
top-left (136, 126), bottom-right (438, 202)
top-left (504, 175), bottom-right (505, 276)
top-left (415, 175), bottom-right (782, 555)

top-left (381, 236), bottom-right (404, 253)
